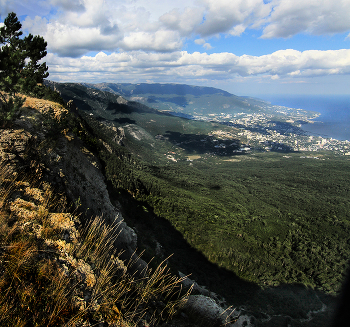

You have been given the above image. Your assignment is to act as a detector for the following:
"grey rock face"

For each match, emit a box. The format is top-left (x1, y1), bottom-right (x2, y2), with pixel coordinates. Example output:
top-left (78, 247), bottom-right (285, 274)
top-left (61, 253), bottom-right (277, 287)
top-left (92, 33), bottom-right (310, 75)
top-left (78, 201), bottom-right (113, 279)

top-left (0, 109), bottom-right (144, 272)
top-left (0, 129), bottom-right (35, 174)
top-left (117, 96), bottom-right (128, 105)
top-left (183, 295), bottom-right (237, 327)
top-left (51, 135), bottom-right (139, 257)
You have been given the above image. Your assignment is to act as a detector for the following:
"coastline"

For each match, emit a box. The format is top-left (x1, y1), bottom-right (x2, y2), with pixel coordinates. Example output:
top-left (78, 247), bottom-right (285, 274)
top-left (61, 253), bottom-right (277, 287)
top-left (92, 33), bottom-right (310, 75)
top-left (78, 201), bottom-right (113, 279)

top-left (256, 94), bottom-right (350, 142)
top-left (301, 120), bottom-right (350, 141)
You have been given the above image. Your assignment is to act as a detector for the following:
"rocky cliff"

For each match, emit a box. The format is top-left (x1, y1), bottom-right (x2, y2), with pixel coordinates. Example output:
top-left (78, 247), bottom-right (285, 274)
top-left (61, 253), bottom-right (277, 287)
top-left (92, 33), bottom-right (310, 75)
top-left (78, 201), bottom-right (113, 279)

top-left (0, 95), bottom-right (237, 326)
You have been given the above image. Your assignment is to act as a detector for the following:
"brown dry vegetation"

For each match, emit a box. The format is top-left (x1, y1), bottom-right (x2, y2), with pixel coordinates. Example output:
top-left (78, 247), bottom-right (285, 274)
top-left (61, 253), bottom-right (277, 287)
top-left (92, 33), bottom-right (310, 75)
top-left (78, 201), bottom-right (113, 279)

top-left (0, 97), bottom-right (191, 326)
top-left (23, 96), bottom-right (69, 122)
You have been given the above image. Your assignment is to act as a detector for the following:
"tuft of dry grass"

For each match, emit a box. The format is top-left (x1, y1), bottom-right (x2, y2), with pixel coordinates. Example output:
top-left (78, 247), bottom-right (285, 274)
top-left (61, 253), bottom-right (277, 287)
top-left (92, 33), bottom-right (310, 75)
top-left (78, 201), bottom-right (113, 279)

top-left (68, 215), bottom-right (191, 326)
top-left (0, 163), bottom-right (76, 326)
top-left (23, 96), bottom-right (69, 122)
top-left (0, 162), bottom-right (191, 327)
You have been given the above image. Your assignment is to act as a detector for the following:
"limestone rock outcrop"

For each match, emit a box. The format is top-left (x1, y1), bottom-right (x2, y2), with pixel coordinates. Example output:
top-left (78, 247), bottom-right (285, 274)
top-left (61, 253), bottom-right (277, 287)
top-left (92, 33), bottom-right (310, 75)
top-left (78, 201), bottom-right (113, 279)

top-left (0, 97), bottom-right (144, 271)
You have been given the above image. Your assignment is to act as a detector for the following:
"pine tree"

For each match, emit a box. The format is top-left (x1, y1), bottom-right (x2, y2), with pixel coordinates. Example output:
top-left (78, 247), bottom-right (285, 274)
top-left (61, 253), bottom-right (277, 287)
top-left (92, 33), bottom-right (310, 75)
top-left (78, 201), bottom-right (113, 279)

top-left (20, 33), bottom-right (49, 95)
top-left (0, 12), bottom-right (49, 125)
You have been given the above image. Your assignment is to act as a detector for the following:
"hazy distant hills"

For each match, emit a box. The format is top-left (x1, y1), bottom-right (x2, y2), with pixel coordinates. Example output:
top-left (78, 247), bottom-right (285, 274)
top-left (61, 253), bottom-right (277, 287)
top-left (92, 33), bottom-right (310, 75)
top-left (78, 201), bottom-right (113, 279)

top-left (47, 81), bottom-right (317, 121)
top-left (79, 82), bottom-right (273, 116)
top-left (46, 80), bottom-right (318, 163)
top-left (46, 81), bottom-right (160, 116)
top-left (46, 80), bottom-right (236, 163)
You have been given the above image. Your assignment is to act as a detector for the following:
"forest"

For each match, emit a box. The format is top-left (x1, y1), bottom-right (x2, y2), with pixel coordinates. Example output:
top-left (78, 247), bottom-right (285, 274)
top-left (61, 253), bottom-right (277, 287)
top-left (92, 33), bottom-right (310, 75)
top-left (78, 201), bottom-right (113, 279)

top-left (79, 110), bottom-right (350, 297)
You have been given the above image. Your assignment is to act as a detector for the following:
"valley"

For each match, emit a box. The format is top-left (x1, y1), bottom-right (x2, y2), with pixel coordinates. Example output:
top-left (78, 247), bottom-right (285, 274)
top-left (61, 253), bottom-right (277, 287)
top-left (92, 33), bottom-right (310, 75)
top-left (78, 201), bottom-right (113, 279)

top-left (50, 81), bottom-right (350, 326)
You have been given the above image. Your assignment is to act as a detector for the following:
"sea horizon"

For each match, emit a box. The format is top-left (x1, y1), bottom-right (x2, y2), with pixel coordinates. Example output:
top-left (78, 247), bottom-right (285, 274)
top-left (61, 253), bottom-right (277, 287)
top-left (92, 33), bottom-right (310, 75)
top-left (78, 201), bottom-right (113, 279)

top-left (255, 94), bottom-right (350, 141)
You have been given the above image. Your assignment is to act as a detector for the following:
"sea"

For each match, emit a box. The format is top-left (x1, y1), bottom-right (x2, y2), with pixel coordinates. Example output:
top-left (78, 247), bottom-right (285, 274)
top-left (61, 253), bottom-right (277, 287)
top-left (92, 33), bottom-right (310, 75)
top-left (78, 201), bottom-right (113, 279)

top-left (257, 95), bottom-right (350, 141)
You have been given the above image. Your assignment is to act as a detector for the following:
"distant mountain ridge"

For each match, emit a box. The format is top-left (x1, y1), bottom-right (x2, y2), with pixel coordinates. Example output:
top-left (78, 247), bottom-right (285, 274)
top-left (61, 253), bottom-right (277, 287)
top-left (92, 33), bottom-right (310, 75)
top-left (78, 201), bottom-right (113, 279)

top-left (46, 81), bottom-right (317, 123)
top-left (89, 82), bottom-right (233, 97)
top-left (79, 82), bottom-right (273, 116)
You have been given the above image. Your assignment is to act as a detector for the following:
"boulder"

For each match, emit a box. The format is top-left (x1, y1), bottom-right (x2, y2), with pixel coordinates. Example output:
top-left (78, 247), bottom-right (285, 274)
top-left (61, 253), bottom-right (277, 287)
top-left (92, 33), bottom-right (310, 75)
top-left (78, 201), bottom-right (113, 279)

top-left (183, 295), bottom-right (237, 327)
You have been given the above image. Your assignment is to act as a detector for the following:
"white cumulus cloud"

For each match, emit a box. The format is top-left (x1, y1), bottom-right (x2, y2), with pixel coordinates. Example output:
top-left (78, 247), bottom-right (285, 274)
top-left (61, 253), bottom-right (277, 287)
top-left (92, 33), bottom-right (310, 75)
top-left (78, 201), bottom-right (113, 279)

top-left (194, 38), bottom-right (213, 49)
top-left (3, 0), bottom-right (349, 57)
top-left (120, 30), bottom-right (182, 52)
top-left (262, 0), bottom-right (350, 38)
top-left (196, 0), bottom-right (270, 37)
top-left (160, 7), bottom-right (203, 36)
top-left (45, 48), bottom-right (350, 84)
top-left (56, 24), bottom-right (120, 56)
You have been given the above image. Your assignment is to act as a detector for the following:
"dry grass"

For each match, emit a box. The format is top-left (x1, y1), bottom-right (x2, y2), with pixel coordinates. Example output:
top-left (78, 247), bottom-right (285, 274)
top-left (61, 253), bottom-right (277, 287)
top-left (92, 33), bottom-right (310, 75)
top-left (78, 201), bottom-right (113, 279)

top-left (0, 162), bottom-right (191, 327)
top-left (68, 215), bottom-right (191, 326)
top-left (23, 96), bottom-right (69, 122)
top-left (0, 164), bottom-right (74, 326)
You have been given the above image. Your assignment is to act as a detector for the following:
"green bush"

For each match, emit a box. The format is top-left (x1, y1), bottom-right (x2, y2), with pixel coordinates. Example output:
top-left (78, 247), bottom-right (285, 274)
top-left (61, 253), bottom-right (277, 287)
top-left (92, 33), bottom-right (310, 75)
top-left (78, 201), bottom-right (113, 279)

top-left (0, 95), bottom-right (25, 127)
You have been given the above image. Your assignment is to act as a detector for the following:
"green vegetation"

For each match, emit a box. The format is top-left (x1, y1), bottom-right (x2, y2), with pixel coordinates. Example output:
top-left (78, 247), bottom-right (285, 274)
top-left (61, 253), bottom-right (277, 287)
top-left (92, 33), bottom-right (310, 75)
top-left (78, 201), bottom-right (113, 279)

top-left (40, 83), bottom-right (348, 327)
top-left (0, 12), bottom-right (49, 96)
top-left (79, 108), bottom-right (350, 297)
top-left (54, 81), bottom-right (350, 298)
top-left (0, 12), bottom-right (64, 126)
top-left (120, 154), bottom-right (350, 294)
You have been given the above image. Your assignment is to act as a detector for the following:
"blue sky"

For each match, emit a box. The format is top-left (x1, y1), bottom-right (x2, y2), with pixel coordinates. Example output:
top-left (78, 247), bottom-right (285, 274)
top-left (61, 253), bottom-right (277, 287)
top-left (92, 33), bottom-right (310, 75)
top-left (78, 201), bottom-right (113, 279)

top-left (1, 0), bottom-right (350, 96)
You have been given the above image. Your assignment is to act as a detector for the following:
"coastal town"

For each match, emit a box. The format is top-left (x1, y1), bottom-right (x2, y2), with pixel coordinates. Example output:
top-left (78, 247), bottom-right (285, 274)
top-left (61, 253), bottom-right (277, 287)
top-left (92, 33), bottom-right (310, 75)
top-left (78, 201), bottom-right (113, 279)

top-left (185, 105), bottom-right (350, 156)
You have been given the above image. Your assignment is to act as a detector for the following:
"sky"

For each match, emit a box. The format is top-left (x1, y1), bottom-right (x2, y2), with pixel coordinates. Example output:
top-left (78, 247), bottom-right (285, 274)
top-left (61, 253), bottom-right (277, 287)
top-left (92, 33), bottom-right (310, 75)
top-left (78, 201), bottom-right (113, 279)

top-left (1, 0), bottom-right (350, 96)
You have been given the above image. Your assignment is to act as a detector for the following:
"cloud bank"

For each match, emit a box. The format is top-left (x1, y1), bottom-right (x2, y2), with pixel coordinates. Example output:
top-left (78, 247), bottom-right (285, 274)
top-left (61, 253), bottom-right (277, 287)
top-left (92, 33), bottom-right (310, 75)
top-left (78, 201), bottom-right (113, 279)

top-left (46, 49), bottom-right (350, 83)
top-left (2, 0), bottom-right (350, 90)
top-left (10, 0), bottom-right (349, 56)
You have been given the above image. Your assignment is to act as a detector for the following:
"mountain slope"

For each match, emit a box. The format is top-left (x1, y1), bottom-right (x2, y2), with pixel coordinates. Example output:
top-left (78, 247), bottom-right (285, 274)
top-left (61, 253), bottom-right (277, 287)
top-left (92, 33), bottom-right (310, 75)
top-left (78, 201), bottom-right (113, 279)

top-left (77, 82), bottom-right (298, 117)
top-left (42, 81), bottom-right (350, 326)
top-left (2, 94), bottom-right (244, 327)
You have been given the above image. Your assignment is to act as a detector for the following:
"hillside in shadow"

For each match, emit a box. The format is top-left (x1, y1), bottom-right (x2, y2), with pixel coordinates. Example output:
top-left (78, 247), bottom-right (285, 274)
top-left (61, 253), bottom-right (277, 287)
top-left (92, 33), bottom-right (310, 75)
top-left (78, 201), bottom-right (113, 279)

top-left (108, 183), bottom-right (337, 327)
